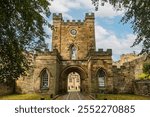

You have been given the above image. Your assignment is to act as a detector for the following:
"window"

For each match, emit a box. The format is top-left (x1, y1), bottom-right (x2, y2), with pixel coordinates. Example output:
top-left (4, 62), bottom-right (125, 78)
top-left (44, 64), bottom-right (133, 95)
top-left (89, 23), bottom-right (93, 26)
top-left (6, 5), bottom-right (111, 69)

top-left (98, 70), bottom-right (105, 87)
top-left (69, 78), bottom-right (72, 82)
top-left (41, 69), bottom-right (49, 88)
top-left (71, 45), bottom-right (77, 60)
top-left (76, 78), bottom-right (80, 82)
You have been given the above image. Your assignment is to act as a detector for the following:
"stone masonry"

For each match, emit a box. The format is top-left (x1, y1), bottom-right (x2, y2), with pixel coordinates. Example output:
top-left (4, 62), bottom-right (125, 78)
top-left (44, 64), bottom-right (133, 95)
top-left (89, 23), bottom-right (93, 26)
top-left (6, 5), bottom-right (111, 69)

top-left (15, 13), bottom-right (113, 96)
top-left (1, 13), bottom-right (148, 97)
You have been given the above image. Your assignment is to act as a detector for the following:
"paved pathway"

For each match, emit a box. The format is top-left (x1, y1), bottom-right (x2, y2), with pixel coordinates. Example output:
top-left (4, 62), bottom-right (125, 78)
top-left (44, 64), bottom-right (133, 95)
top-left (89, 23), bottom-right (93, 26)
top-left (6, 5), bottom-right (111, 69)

top-left (55, 92), bottom-right (93, 100)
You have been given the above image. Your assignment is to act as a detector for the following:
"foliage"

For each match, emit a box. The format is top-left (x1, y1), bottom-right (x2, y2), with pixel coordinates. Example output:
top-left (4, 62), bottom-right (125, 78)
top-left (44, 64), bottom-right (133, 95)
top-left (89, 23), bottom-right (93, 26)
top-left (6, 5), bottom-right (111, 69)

top-left (143, 62), bottom-right (150, 76)
top-left (91, 0), bottom-right (150, 54)
top-left (0, 0), bottom-right (52, 84)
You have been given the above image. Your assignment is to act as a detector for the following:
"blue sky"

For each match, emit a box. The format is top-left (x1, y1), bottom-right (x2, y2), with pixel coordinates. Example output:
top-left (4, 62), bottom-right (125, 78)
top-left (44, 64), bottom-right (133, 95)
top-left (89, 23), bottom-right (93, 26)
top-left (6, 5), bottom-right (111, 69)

top-left (46, 0), bottom-right (141, 61)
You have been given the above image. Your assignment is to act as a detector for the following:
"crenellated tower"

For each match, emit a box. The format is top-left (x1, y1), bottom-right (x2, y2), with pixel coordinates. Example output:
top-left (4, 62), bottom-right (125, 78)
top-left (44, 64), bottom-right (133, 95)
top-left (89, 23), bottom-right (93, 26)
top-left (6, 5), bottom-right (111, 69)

top-left (52, 13), bottom-right (96, 60)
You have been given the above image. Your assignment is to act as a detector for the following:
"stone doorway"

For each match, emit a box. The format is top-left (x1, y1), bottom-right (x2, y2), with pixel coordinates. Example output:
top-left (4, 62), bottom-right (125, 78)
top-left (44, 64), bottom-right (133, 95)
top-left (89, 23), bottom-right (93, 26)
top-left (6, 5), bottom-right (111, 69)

top-left (59, 66), bottom-right (87, 94)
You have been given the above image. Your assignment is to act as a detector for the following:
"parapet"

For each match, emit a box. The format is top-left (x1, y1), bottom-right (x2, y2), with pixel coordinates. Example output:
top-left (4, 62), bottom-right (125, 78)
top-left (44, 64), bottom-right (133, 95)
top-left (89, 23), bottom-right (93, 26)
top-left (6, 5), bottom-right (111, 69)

top-left (62, 19), bottom-right (84, 25)
top-left (52, 13), bottom-right (95, 24)
top-left (53, 13), bottom-right (62, 20)
top-left (87, 48), bottom-right (112, 57)
top-left (112, 65), bottom-right (126, 71)
top-left (85, 13), bottom-right (95, 20)
top-left (97, 49), bottom-right (112, 55)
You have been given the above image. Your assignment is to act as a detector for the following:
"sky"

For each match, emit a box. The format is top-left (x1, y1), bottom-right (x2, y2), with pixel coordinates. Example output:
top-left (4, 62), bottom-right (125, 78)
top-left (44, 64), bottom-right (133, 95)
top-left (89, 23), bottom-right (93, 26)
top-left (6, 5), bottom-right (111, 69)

top-left (46, 0), bottom-right (141, 61)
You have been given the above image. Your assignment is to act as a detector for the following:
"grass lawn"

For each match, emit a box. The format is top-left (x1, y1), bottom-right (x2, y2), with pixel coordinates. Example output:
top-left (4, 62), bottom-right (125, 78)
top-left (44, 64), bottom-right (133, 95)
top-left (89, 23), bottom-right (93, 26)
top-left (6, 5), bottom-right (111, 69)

top-left (1, 93), bottom-right (150, 100)
top-left (97, 94), bottom-right (150, 100)
top-left (0, 93), bottom-right (51, 100)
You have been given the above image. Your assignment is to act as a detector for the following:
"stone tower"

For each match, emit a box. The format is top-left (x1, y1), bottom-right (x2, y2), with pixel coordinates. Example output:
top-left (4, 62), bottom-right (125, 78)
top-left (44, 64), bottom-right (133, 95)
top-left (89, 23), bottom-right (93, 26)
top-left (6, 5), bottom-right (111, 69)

top-left (52, 13), bottom-right (96, 60)
top-left (8, 13), bottom-right (149, 98)
top-left (16, 13), bottom-right (113, 96)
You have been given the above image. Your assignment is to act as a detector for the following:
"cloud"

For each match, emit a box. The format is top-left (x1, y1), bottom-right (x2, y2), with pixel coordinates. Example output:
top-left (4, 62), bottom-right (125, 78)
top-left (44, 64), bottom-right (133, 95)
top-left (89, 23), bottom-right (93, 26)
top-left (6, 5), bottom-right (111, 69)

top-left (50, 0), bottom-right (81, 20)
top-left (48, 0), bottom-right (141, 61)
top-left (95, 2), bottom-right (124, 18)
top-left (50, 0), bottom-right (123, 19)
top-left (95, 25), bottom-right (142, 61)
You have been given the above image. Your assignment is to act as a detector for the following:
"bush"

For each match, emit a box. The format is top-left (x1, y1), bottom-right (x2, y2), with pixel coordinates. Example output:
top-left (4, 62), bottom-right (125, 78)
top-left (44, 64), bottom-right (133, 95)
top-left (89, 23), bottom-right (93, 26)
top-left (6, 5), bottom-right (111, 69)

top-left (143, 62), bottom-right (150, 75)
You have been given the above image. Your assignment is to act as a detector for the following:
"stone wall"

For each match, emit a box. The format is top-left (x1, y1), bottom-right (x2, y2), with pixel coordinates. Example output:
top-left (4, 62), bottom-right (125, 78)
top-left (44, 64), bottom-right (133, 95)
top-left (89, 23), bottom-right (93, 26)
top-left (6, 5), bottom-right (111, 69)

top-left (16, 52), bottom-right (35, 94)
top-left (133, 80), bottom-right (150, 96)
top-left (112, 53), bottom-right (149, 94)
top-left (32, 50), bottom-right (61, 96)
top-left (112, 65), bottom-right (134, 94)
top-left (0, 83), bottom-right (14, 96)
top-left (16, 74), bottom-right (35, 94)
top-left (16, 49), bottom-right (61, 96)
top-left (88, 49), bottom-right (113, 94)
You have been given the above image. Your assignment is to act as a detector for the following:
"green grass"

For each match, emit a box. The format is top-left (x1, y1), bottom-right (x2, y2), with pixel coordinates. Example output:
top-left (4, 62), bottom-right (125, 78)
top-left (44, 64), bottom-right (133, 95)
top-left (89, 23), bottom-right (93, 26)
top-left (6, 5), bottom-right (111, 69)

top-left (138, 73), bottom-right (150, 79)
top-left (97, 94), bottom-right (150, 100)
top-left (0, 93), bottom-right (51, 100)
top-left (1, 93), bottom-right (150, 100)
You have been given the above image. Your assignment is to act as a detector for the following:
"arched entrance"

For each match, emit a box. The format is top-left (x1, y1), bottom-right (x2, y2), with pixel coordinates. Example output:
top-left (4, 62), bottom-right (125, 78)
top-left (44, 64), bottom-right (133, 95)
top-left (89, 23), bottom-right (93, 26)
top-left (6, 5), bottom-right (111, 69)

top-left (59, 66), bottom-right (87, 94)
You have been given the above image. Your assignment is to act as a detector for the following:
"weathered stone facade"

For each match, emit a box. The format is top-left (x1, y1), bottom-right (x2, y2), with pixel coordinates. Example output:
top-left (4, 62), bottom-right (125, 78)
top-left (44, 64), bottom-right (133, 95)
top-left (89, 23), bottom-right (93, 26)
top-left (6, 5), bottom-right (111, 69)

top-left (15, 13), bottom-right (113, 96)
top-left (1, 13), bottom-right (147, 97)
top-left (112, 53), bottom-right (149, 94)
top-left (0, 83), bottom-right (14, 96)
top-left (133, 80), bottom-right (150, 96)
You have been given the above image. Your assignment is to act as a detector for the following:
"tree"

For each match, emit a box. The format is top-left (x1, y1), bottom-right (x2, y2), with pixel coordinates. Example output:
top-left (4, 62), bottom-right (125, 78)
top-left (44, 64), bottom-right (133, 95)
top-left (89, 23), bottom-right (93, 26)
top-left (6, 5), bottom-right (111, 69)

top-left (0, 0), bottom-right (52, 84)
top-left (91, 0), bottom-right (150, 55)
top-left (143, 62), bottom-right (150, 77)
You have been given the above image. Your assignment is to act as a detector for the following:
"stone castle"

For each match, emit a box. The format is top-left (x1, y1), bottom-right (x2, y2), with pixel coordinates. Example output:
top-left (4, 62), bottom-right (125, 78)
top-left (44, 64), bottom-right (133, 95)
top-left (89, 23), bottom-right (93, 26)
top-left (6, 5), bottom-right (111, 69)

top-left (0, 13), bottom-right (149, 97)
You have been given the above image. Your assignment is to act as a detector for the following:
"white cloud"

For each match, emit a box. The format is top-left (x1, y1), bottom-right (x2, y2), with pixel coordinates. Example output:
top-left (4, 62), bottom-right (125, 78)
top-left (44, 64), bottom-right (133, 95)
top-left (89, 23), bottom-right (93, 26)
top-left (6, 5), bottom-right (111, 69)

top-left (95, 25), bottom-right (141, 61)
top-left (95, 2), bottom-right (124, 18)
top-left (50, 0), bottom-right (123, 19)
top-left (50, 0), bottom-right (81, 19)
top-left (48, 0), bottom-right (140, 61)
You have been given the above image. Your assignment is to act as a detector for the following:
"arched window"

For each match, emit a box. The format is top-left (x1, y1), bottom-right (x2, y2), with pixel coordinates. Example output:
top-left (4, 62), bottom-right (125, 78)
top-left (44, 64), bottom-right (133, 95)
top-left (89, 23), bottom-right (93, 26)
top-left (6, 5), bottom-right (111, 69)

top-left (41, 69), bottom-right (49, 89)
top-left (70, 45), bottom-right (77, 60)
top-left (98, 69), bottom-right (106, 87)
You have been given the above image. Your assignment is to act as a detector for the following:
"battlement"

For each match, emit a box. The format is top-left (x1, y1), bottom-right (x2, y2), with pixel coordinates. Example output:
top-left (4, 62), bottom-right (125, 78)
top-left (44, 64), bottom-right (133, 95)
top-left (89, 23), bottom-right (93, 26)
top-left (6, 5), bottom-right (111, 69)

top-left (88, 48), bottom-right (112, 57)
top-left (112, 65), bottom-right (126, 71)
top-left (85, 13), bottom-right (95, 19)
top-left (62, 19), bottom-right (84, 25)
top-left (53, 13), bottom-right (94, 23)
top-left (53, 13), bottom-right (62, 20)
top-left (97, 49), bottom-right (112, 55)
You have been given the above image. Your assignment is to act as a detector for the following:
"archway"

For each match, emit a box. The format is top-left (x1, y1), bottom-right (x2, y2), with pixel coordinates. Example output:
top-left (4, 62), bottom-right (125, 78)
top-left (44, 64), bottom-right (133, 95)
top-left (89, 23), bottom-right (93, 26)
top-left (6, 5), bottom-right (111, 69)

top-left (59, 66), bottom-right (87, 94)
